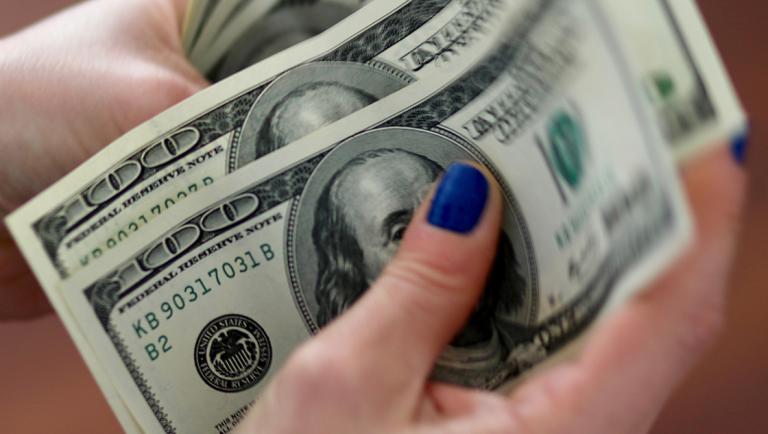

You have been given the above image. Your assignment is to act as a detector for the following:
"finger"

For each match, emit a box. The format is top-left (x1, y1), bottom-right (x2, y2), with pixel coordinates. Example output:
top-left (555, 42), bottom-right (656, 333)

top-left (412, 384), bottom-right (535, 434)
top-left (506, 146), bottom-right (747, 434)
top-left (426, 383), bottom-right (511, 419)
top-left (311, 162), bottom-right (503, 406)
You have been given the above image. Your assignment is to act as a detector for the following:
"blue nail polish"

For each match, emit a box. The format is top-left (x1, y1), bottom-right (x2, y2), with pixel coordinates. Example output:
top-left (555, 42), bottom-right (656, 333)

top-left (428, 163), bottom-right (489, 233)
top-left (731, 129), bottom-right (749, 165)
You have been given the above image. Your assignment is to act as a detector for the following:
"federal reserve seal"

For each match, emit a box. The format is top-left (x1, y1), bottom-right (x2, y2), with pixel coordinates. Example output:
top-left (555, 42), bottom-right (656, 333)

top-left (194, 314), bottom-right (272, 393)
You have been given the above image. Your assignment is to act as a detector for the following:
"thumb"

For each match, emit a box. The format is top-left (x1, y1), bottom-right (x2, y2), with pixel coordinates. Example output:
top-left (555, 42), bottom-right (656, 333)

top-left (318, 162), bottom-right (503, 395)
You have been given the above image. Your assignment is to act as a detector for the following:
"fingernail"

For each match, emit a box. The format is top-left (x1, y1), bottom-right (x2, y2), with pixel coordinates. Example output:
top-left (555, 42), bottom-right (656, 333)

top-left (428, 163), bottom-right (489, 233)
top-left (731, 129), bottom-right (749, 165)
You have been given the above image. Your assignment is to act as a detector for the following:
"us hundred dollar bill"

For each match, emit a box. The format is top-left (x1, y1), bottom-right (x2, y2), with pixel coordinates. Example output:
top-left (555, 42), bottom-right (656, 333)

top-left (182, 0), bottom-right (219, 54)
top-left (186, 0), bottom-right (371, 75)
top-left (600, 0), bottom-right (745, 159)
top-left (189, 0), bottom-right (746, 150)
top-left (204, 0), bottom-right (374, 81)
top-left (52, 1), bottom-right (691, 432)
top-left (187, 0), bottom-right (281, 66)
top-left (12, 0), bottom-right (510, 283)
top-left (8, 0), bottom-right (739, 298)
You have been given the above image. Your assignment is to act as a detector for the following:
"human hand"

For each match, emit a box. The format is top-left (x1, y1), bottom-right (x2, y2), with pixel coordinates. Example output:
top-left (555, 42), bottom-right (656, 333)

top-left (0, 0), bottom-right (206, 319)
top-left (237, 148), bottom-right (745, 434)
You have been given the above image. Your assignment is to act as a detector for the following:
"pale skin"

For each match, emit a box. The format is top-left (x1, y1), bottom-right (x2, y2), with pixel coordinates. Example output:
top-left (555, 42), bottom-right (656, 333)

top-left (0, 1), bottom-right (747, 433)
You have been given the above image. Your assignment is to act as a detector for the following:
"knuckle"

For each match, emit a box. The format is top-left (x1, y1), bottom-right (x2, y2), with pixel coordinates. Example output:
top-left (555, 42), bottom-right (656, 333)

top-left (386, 250), bottom-right (475, 295)
top-left (282, 344), bottom-right (337, 386)
top-left (276, 342), bottom-right (355, 399)
top-left (505, 366), bottom-right (583, 432)
top-left (379, 257), bottom-right (472, 318)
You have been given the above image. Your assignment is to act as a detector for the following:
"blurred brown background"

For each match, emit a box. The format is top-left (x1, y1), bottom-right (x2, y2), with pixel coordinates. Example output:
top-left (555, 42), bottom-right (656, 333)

top-left (0, 1), bottom-right (766, 433)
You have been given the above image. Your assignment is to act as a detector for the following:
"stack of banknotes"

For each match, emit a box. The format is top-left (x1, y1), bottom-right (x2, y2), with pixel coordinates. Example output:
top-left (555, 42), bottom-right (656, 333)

top-left (5, 1), bottom-right (745, 433)
top-left (184, 0), bottom-right (370, 81)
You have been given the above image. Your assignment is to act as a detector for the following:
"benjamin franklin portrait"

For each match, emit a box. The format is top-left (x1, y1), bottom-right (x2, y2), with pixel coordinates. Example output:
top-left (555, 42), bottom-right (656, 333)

top-left (233, 62), bottom-right (411, 171)
top-left (255, 81), bottom-right (377, 159)
top-left (309, 147), bottom-right (535, 388)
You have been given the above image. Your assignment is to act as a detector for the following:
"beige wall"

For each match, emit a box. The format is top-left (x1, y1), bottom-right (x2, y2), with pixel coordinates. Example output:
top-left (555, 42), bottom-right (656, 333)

top-left (0, 1), bottom-right (765, 433)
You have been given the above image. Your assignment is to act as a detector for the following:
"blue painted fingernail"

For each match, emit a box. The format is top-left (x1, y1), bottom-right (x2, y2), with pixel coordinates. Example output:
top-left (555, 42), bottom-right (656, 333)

top-left (428, 163), bottom-right (489, 233)
top-left (731, 129), bottom-right (749, 165)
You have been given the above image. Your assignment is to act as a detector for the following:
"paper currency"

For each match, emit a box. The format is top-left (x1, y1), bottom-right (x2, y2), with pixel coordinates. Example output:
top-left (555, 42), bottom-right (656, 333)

top-left (182, 0), bottom-right (219, 54)
top-left (15, 0), bottom-right (508, 283)
top-left (189, 0), bottom-right (277, 68)
top-left (4, 0), bottom-right (745, 433)
top-left (207, 1), bottom-right (368, 81)
top-left (7, 0), bottom-right (741, 291)
top-left (187, 0), bottom-right (370, 76)
top-left (10, 1), bottom-right (526, 431)
top-left (184, 0), bottom-right (747, 159)
top-left (600, 0), bottom-right (745, 159)
top-left (24, 1), bottom-right (694, 432)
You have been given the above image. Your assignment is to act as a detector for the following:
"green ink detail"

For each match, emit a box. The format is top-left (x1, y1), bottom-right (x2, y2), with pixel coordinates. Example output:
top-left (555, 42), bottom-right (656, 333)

top-left (652, 71), bottom-right (676, 100)
top-left (548, 111), bottom-right (586, 189)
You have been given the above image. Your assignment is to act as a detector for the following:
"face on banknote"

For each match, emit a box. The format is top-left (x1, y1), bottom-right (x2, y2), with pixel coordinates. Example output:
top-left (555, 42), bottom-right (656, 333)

top-left (50, 2), bottom-right (691, 432)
